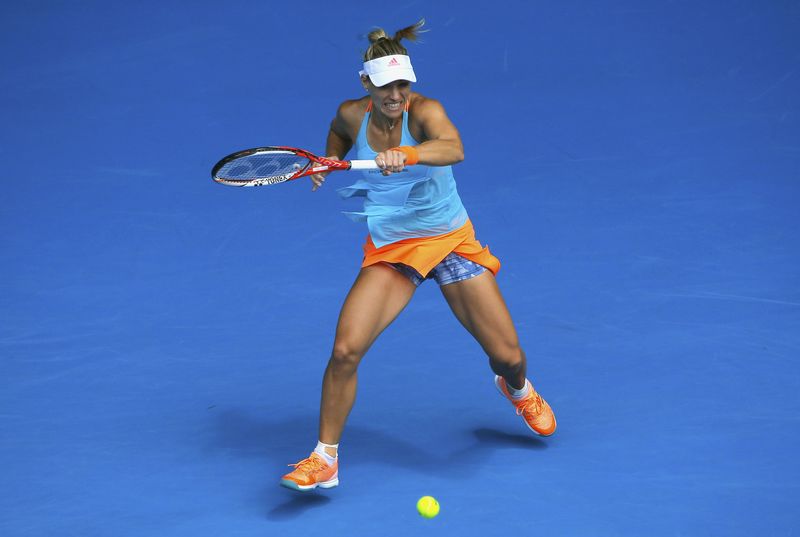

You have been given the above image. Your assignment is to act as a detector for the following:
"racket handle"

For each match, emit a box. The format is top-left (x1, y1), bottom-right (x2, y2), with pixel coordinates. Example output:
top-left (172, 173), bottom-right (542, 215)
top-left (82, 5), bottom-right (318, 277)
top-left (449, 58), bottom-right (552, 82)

top-left (348, 160), bottom-right (380, 170)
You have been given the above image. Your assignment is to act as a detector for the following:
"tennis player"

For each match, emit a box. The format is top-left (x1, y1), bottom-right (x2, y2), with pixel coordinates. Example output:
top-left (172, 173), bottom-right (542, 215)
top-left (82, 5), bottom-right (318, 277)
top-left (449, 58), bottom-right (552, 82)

top-left (281, 20), bottom-right (556, 491)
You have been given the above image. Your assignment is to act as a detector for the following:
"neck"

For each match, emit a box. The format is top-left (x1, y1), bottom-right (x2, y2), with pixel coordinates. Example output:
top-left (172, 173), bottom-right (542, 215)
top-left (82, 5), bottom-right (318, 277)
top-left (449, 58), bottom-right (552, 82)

top-left (374, 114), bottom-right (396, 132)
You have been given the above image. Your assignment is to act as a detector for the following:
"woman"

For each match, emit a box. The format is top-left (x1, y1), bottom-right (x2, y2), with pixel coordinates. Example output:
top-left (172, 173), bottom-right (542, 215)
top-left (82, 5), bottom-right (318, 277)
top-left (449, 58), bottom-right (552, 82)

top-left (281, 20), bottom-right (556, 492)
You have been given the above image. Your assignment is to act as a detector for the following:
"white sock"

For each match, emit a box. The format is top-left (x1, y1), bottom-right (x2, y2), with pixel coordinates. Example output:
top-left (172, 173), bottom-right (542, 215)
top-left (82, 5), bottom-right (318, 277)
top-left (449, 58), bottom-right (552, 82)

top-left (314, 441), bottom-right (338, 466)
top-left (507, 379), bottom-right (531, 400)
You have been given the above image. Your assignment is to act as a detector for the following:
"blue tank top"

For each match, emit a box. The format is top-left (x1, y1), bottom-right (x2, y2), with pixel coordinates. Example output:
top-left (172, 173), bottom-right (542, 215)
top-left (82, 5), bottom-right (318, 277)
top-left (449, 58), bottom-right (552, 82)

top-left (337, 102), bottom-right (468, 248)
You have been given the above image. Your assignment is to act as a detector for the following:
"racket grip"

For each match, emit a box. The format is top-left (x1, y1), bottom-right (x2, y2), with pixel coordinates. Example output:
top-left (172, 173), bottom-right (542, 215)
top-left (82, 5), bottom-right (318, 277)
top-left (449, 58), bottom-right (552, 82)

top-left (348, 160), bottom-right (380, 170)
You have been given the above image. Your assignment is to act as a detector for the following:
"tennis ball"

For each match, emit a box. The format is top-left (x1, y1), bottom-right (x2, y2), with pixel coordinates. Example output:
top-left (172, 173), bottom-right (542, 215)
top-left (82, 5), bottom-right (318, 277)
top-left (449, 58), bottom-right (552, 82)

top-left (416, 496), bottom-right (440, 519)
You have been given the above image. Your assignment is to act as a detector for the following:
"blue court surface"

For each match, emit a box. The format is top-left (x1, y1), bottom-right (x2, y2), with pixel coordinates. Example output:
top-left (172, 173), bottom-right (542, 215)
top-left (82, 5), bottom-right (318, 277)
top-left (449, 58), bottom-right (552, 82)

top-left (2, 1), bottom-right (799, 536)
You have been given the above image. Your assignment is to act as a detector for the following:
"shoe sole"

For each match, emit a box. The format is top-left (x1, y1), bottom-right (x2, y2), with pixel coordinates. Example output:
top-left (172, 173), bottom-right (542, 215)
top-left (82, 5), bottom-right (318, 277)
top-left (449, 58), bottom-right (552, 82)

top-left (280, 476), bottom-right (339, 492)
top-left (494, 375), bottom-right (556, 437)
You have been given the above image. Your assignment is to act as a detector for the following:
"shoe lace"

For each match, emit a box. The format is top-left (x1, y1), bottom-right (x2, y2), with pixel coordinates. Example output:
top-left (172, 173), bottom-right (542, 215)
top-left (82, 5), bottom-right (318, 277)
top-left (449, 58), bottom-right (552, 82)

top-left (516, 392), bottom-right (544, 417)
top-left (288, 455), bottom-right (326, 474)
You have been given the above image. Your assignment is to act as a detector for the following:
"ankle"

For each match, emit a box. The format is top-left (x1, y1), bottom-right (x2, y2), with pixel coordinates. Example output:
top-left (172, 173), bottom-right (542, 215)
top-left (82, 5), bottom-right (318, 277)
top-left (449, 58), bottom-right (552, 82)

top-left (506, 378), bottom-right (530, 399)
top-left (315, 441), bottom-right (339, 462)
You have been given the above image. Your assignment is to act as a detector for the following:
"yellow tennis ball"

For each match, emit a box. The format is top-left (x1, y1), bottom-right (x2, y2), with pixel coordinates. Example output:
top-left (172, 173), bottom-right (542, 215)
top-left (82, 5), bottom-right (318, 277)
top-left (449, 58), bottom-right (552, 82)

top-left (416, 496), bottom-right (440, 519)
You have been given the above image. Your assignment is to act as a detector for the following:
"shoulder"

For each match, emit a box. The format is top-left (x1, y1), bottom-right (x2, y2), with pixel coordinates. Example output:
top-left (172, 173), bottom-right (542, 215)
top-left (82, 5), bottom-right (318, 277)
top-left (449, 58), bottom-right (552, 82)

top-left (407, 93), bottom-right (460, 142)
top-left (330, 97), bottom-right (369, 140)
top-left (336, 98), bottom-right (369, 125)
top-left (408, 93), bottom-right (453, 126)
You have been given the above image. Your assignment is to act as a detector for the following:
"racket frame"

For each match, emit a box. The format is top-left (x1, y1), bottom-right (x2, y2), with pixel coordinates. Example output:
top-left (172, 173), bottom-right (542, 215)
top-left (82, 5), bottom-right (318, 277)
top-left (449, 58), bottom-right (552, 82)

top-left (211, 146), bottom-right (377, 187)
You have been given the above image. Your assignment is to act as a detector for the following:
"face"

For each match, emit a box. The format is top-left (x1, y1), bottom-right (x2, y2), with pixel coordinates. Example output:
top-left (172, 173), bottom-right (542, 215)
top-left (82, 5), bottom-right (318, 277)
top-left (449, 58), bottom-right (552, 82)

top-left (363, 77), bottom-right (412, 119)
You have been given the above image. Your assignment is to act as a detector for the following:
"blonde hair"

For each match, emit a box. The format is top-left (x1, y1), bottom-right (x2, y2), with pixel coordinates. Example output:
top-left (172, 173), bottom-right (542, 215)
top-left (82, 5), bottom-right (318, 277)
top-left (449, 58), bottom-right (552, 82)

top-left (362, 19), bottom-right (427, 61)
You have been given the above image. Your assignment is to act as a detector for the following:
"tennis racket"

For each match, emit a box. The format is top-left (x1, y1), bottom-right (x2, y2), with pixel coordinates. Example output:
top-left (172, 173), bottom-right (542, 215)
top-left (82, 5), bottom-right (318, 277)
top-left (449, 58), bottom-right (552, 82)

top-left (211, 146), bottom-right (380, 187)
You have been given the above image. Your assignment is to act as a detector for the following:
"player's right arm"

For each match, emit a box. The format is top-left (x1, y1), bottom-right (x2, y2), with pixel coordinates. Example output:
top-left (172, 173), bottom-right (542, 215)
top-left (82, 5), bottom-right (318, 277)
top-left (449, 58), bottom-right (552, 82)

top-left (311, 100), bottom-right (360, 191)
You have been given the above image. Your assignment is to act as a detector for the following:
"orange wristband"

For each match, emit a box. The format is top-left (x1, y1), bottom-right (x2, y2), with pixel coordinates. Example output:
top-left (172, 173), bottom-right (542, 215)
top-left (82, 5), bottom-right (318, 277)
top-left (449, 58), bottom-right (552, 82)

top-left (390, 146), bottom-right (419, 166)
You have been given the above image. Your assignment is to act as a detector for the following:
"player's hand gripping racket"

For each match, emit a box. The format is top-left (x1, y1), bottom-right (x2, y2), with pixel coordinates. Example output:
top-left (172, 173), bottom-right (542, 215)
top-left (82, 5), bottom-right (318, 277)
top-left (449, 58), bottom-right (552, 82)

top-left (211, 146), bottom-right (379, 187)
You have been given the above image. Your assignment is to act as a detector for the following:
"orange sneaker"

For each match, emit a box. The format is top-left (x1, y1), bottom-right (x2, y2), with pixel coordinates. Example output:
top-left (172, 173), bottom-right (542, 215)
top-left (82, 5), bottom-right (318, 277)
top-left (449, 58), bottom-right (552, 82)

top-left (495, 376), bottom-right (557, 436)
top-left (280, 453), bottom-right (339, 491)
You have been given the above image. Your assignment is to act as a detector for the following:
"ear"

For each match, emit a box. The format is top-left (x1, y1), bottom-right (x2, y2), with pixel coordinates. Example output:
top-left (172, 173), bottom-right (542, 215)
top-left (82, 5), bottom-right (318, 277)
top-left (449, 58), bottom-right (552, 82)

top-left (360, 75), bottom-right (372, 92)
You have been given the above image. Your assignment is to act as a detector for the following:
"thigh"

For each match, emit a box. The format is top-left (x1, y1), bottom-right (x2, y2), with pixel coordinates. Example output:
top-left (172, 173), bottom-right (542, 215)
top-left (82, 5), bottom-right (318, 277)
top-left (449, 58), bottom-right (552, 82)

top-left (334, 263), bottom-right (418, 354)
top-left (439, 271), bottom-right (520, 354)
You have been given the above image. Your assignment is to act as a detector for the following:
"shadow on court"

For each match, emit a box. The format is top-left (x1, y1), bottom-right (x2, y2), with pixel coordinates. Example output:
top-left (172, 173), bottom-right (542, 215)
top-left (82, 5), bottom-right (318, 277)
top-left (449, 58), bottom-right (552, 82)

top-left (266, 491), bottom-right (332, 521)
top-left (207, 409), bottom-right (548, 480)
top-left (206, 408), bottom-right (552, 519)
top-left (209, 410), bottom-right (546, 460)
top-left (471, 427), bottom-right (548, 449)
top-left (208, 408), bottom-right (447, 472)
top-left (259, 426), bottom-right (548, 521)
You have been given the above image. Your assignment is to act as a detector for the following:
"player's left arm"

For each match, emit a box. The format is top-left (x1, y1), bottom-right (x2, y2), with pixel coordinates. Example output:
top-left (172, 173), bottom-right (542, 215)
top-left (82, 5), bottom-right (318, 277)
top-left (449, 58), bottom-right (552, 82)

top-left (376, 98), bottom-right (464, 173)
top-left (413, 98), bottom-right (465, 166)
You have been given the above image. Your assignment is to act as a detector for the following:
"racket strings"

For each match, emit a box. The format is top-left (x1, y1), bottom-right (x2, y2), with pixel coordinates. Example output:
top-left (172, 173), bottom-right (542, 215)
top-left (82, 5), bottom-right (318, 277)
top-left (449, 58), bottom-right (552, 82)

top-left (216, 152), bottom-right (311, 181)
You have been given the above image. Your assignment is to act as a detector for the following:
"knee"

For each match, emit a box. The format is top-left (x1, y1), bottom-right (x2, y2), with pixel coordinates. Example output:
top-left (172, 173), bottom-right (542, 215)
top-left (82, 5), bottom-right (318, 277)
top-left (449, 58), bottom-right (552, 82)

top-left (487, 341), bottom-right (525, 373)
top-left (329, 342), bottom-right (364, 376)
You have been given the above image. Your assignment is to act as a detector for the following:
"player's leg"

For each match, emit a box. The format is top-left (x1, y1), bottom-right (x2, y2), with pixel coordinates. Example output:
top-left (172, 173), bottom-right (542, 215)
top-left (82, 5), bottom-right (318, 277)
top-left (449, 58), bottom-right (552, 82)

top-left (319, 263), bottom-right (417, 448)
top-left (439, 271), bottom-right (526, 386)
top-left (281, 263), bottom-right (417, 490)
top-left (439, 270), bottom-right (556, 436)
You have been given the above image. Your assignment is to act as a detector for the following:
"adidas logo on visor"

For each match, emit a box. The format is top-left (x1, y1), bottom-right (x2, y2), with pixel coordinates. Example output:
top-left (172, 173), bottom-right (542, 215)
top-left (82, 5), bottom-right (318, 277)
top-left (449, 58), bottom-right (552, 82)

top-left (387, 57), bottom-right (400, 67)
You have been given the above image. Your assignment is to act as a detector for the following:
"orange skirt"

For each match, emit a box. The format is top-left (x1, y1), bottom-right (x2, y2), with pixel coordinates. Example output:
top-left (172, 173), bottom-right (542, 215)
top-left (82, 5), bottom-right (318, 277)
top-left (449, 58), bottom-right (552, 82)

top-left (362, 219), bottom-right (501, 277)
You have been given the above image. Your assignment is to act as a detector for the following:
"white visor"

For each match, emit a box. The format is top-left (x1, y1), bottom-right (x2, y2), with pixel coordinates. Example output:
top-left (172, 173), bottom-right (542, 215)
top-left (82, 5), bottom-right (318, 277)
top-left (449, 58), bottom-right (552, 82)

top-left (358, 54), bottom-right (417, 87)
